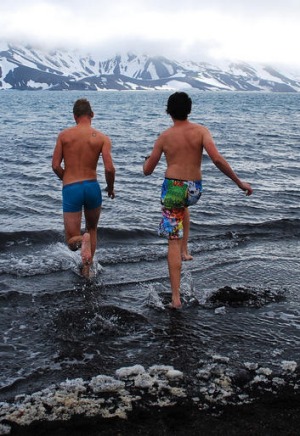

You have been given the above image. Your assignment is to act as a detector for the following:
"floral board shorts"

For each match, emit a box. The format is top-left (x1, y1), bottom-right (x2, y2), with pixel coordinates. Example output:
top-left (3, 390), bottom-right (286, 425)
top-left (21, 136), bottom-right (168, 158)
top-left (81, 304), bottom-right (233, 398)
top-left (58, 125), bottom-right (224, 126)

top-left (158, 178), bottom-right (202, 240)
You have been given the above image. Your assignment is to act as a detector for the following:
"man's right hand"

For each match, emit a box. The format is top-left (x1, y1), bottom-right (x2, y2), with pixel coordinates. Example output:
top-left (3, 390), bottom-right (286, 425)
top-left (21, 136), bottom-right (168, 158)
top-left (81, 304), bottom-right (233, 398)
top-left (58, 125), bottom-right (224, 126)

top-left (106, 188), bottom-right (115, 199)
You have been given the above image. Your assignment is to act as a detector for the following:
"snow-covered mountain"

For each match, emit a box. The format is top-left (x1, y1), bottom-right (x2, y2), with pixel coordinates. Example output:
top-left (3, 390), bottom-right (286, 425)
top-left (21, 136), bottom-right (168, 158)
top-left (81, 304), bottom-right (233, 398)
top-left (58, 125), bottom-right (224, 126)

top-left (1, 42), bottom-right (300, 92)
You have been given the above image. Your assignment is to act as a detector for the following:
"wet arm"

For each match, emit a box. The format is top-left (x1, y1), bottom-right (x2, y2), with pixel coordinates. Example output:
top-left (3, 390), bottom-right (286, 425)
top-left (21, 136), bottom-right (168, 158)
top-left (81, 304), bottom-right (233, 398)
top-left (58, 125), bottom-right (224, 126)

top-left (52, 136), bottom-right (64, 181)
top-left (143, 137), bottom-right (163, 175)
top-left (102, 137), bottom-right (115, 198)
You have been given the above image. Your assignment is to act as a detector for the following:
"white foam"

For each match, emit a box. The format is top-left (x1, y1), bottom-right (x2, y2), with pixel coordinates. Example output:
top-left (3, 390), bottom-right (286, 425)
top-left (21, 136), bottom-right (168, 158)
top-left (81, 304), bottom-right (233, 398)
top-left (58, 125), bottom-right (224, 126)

top-left (116, 364), bottom-right (146, 378)
top-left (0, 364), bottom-right (186, 431)
top-left (1, 360), bottom-right (299, 432)
top-left (281, 360), bottom-right (297, 372)
top-left (0, 423), bottom-right (11, 435)
top-left (89, 375), bottom-right (125, 393)
top-left (215, 306), bottom-right (226, 315)
top-left (256, 367), bottom-right (272, 376)
top-left (244, 362), bottom-right (259, 371)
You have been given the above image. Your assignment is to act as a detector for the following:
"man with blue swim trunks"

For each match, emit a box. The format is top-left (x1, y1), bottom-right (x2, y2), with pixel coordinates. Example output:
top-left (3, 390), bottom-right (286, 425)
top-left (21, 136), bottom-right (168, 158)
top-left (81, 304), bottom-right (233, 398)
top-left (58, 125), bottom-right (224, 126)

top-left (52, 99), bottom-right (115, 277)
top-left (143, 92), bottom-right (253, 309)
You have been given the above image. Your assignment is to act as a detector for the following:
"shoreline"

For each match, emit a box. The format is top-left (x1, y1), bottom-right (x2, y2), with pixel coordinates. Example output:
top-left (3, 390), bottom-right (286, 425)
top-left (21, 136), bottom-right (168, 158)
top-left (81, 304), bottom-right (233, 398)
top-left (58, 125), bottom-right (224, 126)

top-left (2, 360), bottom-right (300, 436)
top-left (5, 391), bottom-right (300, 436)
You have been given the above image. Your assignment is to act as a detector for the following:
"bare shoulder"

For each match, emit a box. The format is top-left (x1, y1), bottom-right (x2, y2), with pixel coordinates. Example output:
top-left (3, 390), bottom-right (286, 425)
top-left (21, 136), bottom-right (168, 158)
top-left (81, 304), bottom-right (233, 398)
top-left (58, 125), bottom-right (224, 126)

top-left (157, 125), bottom-right (178, 144)
top-left (191, 122), bottom-right (212, 142)
top-left (86, 128), bottom-right (110, 151)
top-left (58, 125), bottom-right (76, 141)
top-left (91, 127), bottom-right (110, 141)
top-left (160, 126), bottom-right (173, 137)
top-left (189, 121), bottom-right (208, 132)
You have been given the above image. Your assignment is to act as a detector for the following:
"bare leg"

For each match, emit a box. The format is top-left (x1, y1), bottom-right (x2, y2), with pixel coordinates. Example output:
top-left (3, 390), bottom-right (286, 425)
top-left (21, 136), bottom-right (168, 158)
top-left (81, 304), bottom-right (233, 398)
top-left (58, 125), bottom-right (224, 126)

top-left (79, 206), bottom-right (101, 278)
top-left (84, 206), bottom-right (101, 260)
top-left (63, 211), bottom-right (87, 277)
top-left (168, 239), bottom-right (182, 309)
top-left (81, 233), bottom-right (92, 263)
top-left (63, 207), bottom-right (100, 278)
top-left (181, 208), bottom-right (193, 261)
top-left (81, 233), bottom-right (92, 278)
top-left (63, 211), bottom-right (90, 278)
top-left (64, 211), bottom-right (83, 251)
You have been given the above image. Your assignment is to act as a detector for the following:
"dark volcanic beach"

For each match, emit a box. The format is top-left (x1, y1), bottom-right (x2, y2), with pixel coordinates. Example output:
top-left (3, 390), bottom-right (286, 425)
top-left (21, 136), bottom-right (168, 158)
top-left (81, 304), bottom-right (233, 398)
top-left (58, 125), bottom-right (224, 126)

top-left (1, 90), bottom-right (300, 435)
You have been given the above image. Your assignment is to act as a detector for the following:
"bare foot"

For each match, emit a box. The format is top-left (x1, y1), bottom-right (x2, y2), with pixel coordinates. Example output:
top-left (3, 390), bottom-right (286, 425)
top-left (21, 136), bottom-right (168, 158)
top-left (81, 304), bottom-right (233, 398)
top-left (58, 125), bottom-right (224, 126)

top-left (182, 252), bottom-right (193, 261)
top-left (81, 233), bottom-right (92, 265)
top-left (81, 264), bottom-right (91, 279)
top-left (169, 300), bottom-right (182, 310)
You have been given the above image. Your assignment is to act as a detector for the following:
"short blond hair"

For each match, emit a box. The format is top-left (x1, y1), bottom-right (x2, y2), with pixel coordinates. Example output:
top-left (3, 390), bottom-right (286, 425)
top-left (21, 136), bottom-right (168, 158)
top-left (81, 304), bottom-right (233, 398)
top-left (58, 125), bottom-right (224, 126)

top-left (73, 99), bottom-right (93, 117)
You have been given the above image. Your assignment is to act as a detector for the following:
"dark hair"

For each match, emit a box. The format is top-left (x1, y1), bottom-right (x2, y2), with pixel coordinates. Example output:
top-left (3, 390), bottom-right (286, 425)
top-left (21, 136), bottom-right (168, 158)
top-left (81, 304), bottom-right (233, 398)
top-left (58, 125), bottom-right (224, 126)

top-left (166, 92), bottom-right (192, 120)
top-left (73, 98), bottom-right (93, 117)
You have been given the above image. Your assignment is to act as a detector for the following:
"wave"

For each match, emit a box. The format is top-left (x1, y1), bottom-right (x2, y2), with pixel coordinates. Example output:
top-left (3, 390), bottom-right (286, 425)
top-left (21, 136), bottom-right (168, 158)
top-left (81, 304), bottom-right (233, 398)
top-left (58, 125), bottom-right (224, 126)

top-left (242, 218), bottom-right (300, 239)
top-left (0, 227), bottom-right (157, 248)
top-left (0, 229), bottom-right (64, 248)
top-left (0, 219), bottom-right (299, 279)
top-left (191, 218), bottom-right (300, 240)
top-left (1, 218), bottom-right (299, 248)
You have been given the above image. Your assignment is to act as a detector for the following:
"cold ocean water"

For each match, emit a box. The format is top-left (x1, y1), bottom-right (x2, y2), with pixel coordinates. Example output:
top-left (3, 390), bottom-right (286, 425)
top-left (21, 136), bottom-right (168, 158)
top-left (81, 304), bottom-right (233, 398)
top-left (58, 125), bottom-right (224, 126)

top-left (0, 90), bottom-right (300, 435)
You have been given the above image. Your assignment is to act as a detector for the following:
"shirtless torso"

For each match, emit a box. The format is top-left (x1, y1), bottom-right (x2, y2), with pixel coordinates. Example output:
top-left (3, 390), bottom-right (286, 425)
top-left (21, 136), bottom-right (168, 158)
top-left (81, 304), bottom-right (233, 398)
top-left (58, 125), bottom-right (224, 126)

top-left (52, 118), bottom-right (114, 189)
top-left (144, 118), bottom-right (249, 189)
top-left (154, 120), bottom-right (204, 181)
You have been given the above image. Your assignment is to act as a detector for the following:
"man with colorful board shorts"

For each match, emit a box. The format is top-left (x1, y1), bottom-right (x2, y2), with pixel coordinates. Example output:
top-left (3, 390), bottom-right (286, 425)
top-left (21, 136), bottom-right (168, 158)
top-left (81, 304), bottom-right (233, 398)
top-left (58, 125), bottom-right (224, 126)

top-left (52, 98), bottom-right (115, 277)
top-left (143, 92), bottom-right (253, 309)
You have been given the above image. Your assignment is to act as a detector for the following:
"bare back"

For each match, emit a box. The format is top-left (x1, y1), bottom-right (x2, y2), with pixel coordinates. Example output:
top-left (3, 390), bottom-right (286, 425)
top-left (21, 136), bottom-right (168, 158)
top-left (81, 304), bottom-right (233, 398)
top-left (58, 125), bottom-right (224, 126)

top-left (157, 120), bottom-right (208, 180)
top-left (52, 119), bottom-right (110, 185)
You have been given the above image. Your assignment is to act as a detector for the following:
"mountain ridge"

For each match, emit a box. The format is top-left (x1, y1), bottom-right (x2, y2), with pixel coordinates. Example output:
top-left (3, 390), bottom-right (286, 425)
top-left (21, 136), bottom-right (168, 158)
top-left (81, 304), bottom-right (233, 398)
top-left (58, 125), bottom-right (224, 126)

top-left (1, 43), bottom-right (300, 92)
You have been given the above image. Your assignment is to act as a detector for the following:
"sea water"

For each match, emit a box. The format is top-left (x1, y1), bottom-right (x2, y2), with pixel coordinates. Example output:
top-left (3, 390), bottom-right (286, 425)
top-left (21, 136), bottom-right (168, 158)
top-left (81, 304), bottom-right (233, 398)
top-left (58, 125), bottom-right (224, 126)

top-left (0, 90), bottom-right (300, 433)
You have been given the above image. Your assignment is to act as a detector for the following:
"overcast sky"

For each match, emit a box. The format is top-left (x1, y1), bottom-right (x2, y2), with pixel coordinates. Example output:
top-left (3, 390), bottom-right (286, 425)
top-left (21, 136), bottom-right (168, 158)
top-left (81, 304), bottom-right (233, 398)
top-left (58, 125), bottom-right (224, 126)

top-left (1, 0), bottom-right (300, 67)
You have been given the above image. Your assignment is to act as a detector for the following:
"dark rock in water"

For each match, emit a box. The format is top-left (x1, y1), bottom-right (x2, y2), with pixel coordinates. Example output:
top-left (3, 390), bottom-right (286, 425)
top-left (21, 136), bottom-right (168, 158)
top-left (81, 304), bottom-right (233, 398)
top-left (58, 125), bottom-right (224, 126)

top-left (208, 286), bottom-right (285, 308)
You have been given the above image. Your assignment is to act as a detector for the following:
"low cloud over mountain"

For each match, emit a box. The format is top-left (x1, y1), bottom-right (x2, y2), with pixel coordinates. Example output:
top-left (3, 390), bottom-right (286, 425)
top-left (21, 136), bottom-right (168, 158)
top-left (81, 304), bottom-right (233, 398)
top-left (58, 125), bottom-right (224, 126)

top-left (1, 43), bottom-right (300, 92)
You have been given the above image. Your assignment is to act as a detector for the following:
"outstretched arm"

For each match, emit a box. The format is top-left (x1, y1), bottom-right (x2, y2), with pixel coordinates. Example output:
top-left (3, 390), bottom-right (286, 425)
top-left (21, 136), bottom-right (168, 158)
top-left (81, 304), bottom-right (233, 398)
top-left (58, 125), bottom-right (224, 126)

top-left (102, 136), bottom-right (115, 199)
top-left (143, 136), bottom-right (163, 175)
top-left (203, 129), bottom-right (253, 196)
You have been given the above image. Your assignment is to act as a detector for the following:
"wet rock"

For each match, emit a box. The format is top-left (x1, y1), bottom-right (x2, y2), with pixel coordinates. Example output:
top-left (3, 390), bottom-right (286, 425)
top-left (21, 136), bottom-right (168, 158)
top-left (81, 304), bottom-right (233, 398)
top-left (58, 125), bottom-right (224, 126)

top-left (207, 285), bottom-right (285, 308)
